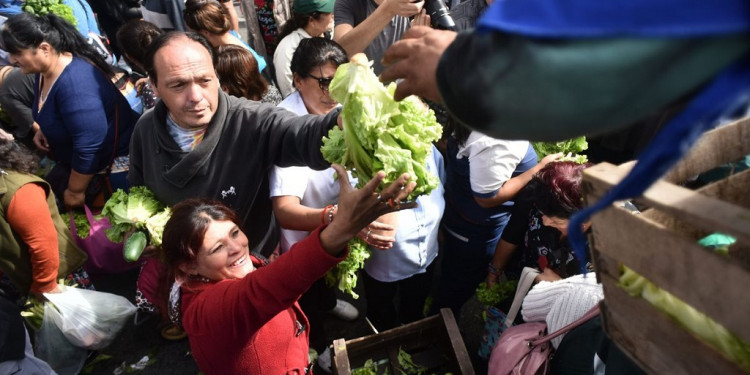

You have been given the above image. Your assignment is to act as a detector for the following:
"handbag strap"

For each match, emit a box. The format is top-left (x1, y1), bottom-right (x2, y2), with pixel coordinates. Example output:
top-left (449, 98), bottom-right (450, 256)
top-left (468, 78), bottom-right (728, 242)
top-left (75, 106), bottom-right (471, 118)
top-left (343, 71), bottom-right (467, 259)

top-left (531, 304), bottom-right (601, 346)
top-left (504, 267), bottom-right (541, 329)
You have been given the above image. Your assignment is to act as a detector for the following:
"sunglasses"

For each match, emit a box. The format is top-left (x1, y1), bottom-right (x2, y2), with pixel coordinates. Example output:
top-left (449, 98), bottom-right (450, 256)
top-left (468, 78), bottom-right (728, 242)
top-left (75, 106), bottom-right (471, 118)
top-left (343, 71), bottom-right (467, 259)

top-left (308, 67), bottom-right (333, 93)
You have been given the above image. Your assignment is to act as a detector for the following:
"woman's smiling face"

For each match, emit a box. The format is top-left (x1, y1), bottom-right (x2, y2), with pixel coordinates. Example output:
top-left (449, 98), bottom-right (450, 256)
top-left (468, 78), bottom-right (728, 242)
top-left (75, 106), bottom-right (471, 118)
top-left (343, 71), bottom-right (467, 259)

top-left (192, 219), bottom-right (255, 281)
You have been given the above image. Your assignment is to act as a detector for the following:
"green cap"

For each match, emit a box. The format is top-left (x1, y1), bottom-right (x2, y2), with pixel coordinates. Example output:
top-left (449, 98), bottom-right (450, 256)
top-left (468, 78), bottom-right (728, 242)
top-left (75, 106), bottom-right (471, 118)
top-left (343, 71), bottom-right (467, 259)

top-left (294, 0), bottom-right (335, 14)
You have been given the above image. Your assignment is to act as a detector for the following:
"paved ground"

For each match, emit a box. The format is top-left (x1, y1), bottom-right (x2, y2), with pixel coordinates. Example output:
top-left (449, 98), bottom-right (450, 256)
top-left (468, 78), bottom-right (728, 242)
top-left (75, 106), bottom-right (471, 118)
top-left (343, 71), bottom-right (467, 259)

top-left (80, 251), bottom-right (490, 375)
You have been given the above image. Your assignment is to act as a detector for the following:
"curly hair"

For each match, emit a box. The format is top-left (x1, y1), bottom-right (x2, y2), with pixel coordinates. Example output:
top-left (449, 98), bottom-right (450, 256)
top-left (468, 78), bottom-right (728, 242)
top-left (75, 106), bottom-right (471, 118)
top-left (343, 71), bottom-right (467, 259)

top-left (0, 138), bottom-right (39, 175)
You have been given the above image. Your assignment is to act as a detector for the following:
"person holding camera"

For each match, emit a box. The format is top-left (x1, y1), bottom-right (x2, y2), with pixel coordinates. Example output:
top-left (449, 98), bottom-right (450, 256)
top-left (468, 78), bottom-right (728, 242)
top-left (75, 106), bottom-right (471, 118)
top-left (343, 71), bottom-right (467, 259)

top-left (334, 0), bottom-right (428, 74)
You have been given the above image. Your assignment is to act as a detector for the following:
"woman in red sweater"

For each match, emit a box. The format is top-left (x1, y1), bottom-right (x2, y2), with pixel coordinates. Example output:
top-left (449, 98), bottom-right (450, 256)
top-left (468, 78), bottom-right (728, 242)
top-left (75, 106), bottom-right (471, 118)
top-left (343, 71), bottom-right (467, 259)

top-left (161, 164), bottom-right (416, 374)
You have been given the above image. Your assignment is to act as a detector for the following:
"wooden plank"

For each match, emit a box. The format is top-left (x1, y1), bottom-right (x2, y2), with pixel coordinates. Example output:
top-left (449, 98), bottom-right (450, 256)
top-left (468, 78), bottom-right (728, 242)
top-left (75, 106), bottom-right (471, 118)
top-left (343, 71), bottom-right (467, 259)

top-left (439, 308), bottom-right (475, 375)
top-left (590, 206), bottom-right (750, 341)
top-left (599, 275), bottom-right (748, 375)
top-left (332, 339), bottom-right (352, 375)
top-left (584, 163), bottom-right (750, 245)
top-left (663, 117), bottom-right (750, 183)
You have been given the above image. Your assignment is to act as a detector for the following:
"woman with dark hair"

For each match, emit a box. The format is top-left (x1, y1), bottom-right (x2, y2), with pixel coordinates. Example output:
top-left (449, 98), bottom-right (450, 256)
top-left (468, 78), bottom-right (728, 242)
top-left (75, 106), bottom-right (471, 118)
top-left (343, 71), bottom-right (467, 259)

top-left (273, 0), bottom-right (335, 97)
top-left (215, 44), bottom-right (282, 104)
top-left (162, 165), bottom-right (416, 375)
top-left (116, 19), bottom-right (164, 110)
top-left (182, 0), bottom-right (267, 75)
top-left (0, 12), bottom-right (140, 210)
top-left (286, 37), bottom-right (346, 115)
top-left (0, 128), bottom-right (88, 301)
top-left (487, 161), bottom-right (594, 285)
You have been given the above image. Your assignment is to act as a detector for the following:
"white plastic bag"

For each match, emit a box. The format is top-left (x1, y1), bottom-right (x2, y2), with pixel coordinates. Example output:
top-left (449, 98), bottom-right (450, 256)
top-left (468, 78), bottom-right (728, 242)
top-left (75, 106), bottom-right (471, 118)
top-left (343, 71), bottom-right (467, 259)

top-left (44, 285), bottom-right (137, 350)
top-left (35, 302), bottom-right (88, 375)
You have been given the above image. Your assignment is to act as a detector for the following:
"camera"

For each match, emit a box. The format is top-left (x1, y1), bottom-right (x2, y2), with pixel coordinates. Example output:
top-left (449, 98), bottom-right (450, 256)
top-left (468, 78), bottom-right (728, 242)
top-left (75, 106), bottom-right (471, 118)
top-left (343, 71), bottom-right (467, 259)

top-left (424, 0), bottom-right (456, 30)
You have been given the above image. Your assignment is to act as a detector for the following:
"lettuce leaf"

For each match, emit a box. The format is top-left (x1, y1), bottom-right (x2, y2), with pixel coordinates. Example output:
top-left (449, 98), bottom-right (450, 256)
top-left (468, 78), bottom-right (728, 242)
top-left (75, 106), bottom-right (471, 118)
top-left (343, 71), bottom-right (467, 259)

top-left (532, 136), bottom-right (588, 164)
top-left (322, 54), bottom-right (442, 200)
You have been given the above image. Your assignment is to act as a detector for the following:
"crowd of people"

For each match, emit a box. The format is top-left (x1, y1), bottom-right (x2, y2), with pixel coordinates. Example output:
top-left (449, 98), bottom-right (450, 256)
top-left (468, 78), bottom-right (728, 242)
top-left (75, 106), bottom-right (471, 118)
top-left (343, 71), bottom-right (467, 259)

top-left (0, 0), bottom-right (747, 374)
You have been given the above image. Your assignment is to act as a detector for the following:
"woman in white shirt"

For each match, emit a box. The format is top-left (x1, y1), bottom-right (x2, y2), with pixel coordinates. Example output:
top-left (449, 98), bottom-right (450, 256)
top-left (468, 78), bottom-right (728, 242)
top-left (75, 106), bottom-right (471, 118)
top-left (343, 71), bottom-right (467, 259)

top-left (273, 0), bottom-right (335, 98)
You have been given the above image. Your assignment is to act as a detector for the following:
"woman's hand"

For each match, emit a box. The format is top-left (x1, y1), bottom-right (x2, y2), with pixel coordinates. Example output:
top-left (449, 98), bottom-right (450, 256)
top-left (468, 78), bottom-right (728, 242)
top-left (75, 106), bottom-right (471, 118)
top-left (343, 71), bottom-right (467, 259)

top-left (538, 152), bottom-right (563, 168)
top-left (358, 218), bottom-right (396, 250)
top-left (32, 125), bottom-right (51, 152)
top-left (320, 164), bottom-right (416, 255)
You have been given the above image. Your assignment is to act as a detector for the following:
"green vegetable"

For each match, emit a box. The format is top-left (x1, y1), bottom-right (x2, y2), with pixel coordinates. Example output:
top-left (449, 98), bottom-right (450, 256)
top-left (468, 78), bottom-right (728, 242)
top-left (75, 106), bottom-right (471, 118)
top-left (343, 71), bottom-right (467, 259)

top-left (144, 207), bottom-right (171, 247)
top-left (322, 53), bottom-right (442, 200)
top-left (21, 295), bottom-right (45, 331)
top-left (124, 231), bottom-right (148, 262)
top-left (396, 347), bottom-right (426, 375)
top-left (352, 359), bottom-right (380, 375)
top-left (619, 266), bottom-right (750, 371)
top-left (22, 0), bottom-right (78, 26)
top-left (66, 210), bottom-right (90, 239)
top-left (476, 280), bottom-right (518, 308)
top-left (532, 137), bottom-right (588, 164)
top-left (101, 186), bottom-right (164, 243)
top-left (325, 238), bottom-right (370, 298)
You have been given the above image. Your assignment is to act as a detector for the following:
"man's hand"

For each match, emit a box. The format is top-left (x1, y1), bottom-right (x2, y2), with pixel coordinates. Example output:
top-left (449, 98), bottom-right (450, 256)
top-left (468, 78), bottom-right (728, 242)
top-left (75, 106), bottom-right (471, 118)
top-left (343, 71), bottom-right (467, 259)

top-left (380, 26), bottom-right (456, 101)
top-left (410, 9), bottom-right (431, 27)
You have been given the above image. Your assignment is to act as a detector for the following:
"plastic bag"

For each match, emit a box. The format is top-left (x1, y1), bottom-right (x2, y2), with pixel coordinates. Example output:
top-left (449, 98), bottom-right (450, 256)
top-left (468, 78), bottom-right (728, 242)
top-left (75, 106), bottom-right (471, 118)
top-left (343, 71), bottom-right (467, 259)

top-left (34, 302), bottom-right (88, 375)
top-left (44, 285), bottom-right (136, 350)
top-left (70, 205), bottom-right (144, 275)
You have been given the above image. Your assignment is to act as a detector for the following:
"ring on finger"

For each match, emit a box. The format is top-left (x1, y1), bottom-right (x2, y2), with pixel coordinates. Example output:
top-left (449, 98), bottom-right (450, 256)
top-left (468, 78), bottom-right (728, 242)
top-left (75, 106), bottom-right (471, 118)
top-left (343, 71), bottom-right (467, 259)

top-left (387, 198), bottom-right (400, 209)
top-left (375, 194), bottom-right (383, 203)
top-left (365, 229), bottom-right (371, 241)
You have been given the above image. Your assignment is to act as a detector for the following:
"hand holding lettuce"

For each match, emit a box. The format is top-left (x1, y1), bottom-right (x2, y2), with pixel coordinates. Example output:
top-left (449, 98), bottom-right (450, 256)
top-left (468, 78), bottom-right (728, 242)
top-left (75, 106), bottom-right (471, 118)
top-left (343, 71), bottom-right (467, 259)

top-left (320, 54), bottom-right (442, 297)
top-left (532, 136), bottom-right (588, 164)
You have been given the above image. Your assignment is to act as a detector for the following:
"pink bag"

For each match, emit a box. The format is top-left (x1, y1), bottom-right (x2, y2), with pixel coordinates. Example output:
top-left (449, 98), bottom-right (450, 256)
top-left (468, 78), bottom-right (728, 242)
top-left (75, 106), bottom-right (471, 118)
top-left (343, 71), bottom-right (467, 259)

top-left (69, 205), bottom-right (144, 275)
top-left (489, 305), bottom-right (600, 375)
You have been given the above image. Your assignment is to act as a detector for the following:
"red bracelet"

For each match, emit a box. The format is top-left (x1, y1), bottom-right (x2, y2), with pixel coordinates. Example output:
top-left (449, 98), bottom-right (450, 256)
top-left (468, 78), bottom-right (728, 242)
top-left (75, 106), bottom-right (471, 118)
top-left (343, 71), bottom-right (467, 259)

top-left (321, 205), bottom-right (334, 225)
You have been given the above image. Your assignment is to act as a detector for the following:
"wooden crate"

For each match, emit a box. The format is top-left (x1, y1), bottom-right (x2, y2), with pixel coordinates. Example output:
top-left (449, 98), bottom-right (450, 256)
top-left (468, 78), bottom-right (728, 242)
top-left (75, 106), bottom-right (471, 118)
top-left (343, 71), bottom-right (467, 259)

top-left (583, 117), bottom-right (750, 374)
top-left (331, 308), bottom-right (475, 375)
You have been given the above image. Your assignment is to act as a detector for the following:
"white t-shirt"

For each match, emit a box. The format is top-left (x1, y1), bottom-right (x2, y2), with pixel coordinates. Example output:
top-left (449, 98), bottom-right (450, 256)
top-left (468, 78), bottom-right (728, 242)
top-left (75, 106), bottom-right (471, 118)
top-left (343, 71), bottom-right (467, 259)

top-left (273, 28), bottom-right (311, 98)
top-left (457, 131), bottom-right (529, 195)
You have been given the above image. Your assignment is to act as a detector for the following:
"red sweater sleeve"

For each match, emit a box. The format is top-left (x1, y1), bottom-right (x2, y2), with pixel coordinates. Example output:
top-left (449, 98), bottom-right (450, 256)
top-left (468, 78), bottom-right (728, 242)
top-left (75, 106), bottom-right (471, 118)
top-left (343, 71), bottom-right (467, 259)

top-left (7, 183), bottom-right (60, 294)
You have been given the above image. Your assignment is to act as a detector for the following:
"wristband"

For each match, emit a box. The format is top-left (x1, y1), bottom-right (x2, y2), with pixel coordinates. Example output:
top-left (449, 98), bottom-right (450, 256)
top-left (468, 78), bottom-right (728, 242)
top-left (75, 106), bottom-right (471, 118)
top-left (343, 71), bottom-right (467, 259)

top-left (321, 205), bottom-right (334, 225)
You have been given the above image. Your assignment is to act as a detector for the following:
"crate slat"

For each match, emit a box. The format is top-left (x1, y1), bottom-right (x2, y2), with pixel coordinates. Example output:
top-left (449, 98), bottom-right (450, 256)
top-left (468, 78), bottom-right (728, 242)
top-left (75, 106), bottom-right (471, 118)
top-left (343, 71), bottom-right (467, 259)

top-left (599, 273), bottom-right (747, 375)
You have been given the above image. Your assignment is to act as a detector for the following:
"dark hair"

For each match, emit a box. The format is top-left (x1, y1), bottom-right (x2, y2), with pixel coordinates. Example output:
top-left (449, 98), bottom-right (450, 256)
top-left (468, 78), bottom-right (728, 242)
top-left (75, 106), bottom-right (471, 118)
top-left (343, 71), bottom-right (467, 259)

top-left (276, 11), bottom-right (326, 43)
top-left (290, 37), bottom-right (347, 80)
top-left (0, 138), bottom-right (40, 174)
top-left (0, 13), bottom-right (114, 78)
top-left (116, 19), bottom-right (164, 73)
top-left (183, 0), bottom-right (231, 36)
top-left (145, 31), bottom-right (216, 86)
top-left (162, 198), bottom-right (240, 280)
top-left (445, 116), bottom-right (472, 146)
top-left (530, 161), bottom-right (592, 219)
top-left (215, 44), bottom-right (268, 101)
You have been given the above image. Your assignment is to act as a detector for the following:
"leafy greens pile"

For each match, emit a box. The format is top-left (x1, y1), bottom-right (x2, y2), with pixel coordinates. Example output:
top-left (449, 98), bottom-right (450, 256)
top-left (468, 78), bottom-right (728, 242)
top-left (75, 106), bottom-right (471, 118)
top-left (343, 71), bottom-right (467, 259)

top-left (320, 54), bottom-right (442, 298)
top-left (532, 136), bottom-right (588, 164)
top-left (23, 0), bottom-right (77, 26)
top-left (476, 280), bottom-right (518, 309)
top-left (619, 266), bottom-right (750, 371)
top-left (100, 187), bottom-right (171, 261)
top-left (66, 210), bottom-right (90, 239)
top-left (321, 53), bottom-right (442, 200)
